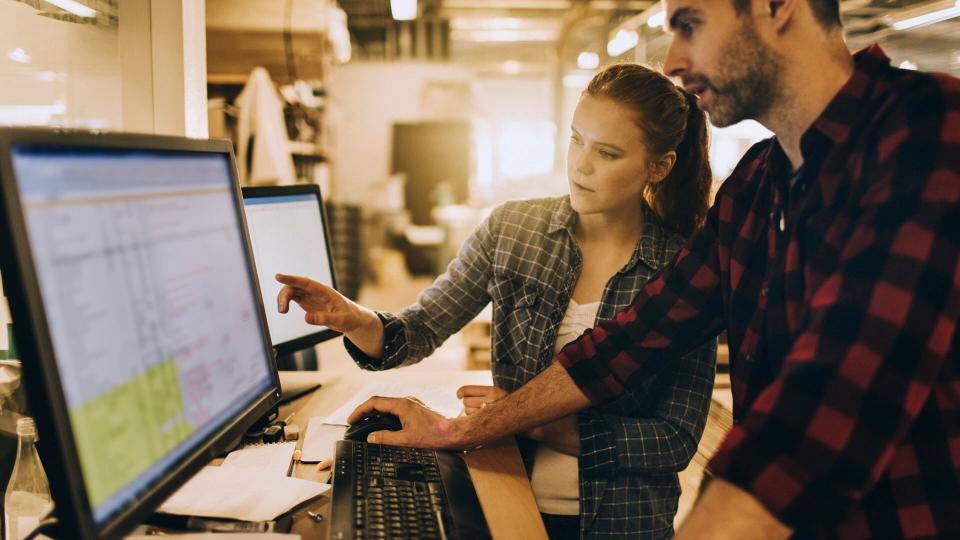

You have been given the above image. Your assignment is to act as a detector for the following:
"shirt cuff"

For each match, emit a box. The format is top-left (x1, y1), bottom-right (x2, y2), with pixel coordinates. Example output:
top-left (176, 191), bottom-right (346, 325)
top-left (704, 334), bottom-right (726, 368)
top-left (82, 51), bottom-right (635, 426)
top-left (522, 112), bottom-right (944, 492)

top-left (342, 311), bottom-right (404, 370)
top-left (577, 411), bottom-right (618, 480)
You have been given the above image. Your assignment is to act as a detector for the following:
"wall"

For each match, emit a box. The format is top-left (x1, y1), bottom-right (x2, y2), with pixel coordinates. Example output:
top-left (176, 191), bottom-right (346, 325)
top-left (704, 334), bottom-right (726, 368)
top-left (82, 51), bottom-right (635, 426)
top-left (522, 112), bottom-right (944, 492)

top-left (326, 62), bottom-right (561, 206)
top-left (0, 1), bottom-right (121, 129)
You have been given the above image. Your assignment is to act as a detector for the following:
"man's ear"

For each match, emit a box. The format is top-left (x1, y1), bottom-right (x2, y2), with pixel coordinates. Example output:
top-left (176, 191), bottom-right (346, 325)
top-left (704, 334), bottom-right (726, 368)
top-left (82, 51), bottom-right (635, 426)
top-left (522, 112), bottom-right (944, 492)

top-left (767, 0), bottom-right (796, 32)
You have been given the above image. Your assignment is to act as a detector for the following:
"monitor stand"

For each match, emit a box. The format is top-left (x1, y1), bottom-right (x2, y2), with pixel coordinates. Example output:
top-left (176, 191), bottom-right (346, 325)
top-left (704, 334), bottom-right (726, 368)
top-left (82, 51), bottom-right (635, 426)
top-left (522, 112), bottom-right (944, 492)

top-left (276, 347), bottom-right (318, 371)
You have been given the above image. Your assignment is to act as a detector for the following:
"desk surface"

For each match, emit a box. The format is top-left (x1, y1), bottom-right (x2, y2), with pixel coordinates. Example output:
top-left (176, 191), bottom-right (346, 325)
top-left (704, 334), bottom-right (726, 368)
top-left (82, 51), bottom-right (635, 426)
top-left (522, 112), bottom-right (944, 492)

top-left (279, 368), bottom-right (548, 540)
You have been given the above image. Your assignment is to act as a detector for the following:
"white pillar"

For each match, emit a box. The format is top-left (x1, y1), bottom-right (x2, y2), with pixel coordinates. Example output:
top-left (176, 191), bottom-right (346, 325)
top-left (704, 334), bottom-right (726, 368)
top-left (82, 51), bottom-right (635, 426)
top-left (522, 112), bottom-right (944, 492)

top-left (118, 0), bottom-right (208, 137)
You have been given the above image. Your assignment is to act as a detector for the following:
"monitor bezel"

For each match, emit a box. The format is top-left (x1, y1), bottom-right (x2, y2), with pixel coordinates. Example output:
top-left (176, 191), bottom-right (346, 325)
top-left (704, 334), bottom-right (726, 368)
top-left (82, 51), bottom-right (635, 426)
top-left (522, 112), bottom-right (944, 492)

top-left (241, 184), bottom-right (343, 355)
top-left (0, 128), bottom-right (282, 540)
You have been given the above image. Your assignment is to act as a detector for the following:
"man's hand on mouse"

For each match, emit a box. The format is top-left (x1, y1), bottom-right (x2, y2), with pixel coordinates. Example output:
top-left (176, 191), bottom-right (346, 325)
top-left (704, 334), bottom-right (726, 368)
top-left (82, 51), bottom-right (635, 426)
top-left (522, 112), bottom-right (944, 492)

top-left (348, 396), bottom-right (467, 449)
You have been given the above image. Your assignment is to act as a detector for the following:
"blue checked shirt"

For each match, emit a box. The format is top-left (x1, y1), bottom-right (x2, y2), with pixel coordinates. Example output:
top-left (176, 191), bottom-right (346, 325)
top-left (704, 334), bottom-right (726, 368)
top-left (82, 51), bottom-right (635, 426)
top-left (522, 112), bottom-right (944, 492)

top-left (344, 196), bottom-right (716, 538)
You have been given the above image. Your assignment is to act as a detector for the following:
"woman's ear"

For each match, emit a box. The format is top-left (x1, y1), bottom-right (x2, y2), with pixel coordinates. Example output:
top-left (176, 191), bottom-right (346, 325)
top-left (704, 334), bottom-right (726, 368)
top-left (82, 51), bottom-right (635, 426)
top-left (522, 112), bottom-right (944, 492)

top-left (649, 151), bottom-right (677, 184)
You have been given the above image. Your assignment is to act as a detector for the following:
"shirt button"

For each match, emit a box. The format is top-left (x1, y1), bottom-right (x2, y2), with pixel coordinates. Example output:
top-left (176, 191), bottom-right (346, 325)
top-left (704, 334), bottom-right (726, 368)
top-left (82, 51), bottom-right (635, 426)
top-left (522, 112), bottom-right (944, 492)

top-left (745, 354), bottom-right (755, 363)
top-left (761, 285), bottom-right (769, 296)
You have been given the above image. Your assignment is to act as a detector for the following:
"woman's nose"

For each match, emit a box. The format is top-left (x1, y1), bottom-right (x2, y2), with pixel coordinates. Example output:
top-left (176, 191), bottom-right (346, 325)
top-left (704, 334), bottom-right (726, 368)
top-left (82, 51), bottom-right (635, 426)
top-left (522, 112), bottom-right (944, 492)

top-left (575, 151), bottom-right (592, 175)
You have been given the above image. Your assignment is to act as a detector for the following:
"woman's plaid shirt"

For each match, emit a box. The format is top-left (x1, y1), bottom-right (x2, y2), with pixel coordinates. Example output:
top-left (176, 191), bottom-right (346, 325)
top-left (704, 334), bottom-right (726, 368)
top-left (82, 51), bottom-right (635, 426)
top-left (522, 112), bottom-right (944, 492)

top-left (344, 196), bottom-right (717, 538)
top-left (558, 46), bottom-right (960, 538)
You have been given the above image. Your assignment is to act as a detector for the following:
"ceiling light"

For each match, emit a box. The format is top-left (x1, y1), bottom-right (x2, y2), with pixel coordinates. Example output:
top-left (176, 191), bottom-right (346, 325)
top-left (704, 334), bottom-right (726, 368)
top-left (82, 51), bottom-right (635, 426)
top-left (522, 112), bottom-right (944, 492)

top-left (450, 29), bottom-right (558, 42)
top-left (450, 18), bottom-right (529, 31)
top-left (607, 29), bottom-right (639, 57)
top-left (647, 10), bottom-right (666, 29)
top-left (891, 0), bottom-right (960, 30)
top-left (899, 60), bottom-right (918, 70)
top-left (577, 52), bottom-right (599, 70)
top-left (8, 48), bottom-right (31, 64)
top-left (43, 0), bottom-right (97, 18)
top-left (391, 0), bottom-right (417, 21)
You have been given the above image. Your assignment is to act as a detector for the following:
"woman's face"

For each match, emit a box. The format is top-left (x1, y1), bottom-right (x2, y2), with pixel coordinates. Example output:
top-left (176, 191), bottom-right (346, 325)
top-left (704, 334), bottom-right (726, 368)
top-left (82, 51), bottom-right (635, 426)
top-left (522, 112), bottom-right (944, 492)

top-left (567, 94), bottom-right (658, 216)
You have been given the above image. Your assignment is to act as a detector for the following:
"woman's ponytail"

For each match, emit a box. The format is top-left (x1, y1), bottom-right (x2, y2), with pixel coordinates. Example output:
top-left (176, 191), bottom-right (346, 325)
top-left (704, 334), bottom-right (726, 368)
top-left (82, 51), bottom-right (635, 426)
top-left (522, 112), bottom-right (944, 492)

top-left (650, 93), bottom-right (711, 237)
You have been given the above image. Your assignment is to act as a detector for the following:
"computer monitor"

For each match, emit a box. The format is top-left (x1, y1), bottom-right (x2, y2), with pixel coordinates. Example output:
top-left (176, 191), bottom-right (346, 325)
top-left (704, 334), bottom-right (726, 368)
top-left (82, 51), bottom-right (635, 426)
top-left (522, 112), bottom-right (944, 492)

top-left (242, 184), bottom-right (341, 356)
top-left (0, 129), bottom-right (281, 539)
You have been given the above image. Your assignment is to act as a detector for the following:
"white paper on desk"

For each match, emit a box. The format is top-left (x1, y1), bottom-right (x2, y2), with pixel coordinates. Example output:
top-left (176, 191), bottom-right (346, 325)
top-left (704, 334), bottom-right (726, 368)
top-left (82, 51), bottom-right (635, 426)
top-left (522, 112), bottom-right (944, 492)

top-left (324, 382), bottom-right (462, 426)
top-left (158, 466), bottom-right (330, 522)
top-left (300, 416), bottom-right (345, 463)
top-left (222, 441), bottom-right (296, 478)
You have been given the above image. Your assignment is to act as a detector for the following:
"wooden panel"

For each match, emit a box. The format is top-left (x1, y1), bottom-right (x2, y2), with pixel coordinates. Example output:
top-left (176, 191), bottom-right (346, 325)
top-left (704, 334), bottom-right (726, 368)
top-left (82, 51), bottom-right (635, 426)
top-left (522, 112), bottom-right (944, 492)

top-left (463, 439), bottom-right (548, 540)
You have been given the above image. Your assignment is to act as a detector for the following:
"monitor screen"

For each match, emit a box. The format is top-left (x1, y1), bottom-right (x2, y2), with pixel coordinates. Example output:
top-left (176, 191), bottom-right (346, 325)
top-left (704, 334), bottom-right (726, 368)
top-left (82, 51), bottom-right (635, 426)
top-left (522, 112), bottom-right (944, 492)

top-left (2, 135), bottom-right (278, 537)
top-left (243, 185), bottom-right (340, 354)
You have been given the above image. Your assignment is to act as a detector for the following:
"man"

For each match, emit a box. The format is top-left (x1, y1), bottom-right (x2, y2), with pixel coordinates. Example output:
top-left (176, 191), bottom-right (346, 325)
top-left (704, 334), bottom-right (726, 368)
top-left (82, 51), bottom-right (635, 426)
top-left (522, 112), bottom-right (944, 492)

top-left (346, 0), bottom-right (960, 536)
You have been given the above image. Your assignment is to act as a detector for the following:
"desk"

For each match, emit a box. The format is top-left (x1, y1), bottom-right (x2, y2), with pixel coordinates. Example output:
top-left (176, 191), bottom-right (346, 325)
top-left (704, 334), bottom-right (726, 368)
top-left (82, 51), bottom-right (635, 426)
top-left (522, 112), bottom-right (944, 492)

top-left (278, 369), bottom-right (548, 539)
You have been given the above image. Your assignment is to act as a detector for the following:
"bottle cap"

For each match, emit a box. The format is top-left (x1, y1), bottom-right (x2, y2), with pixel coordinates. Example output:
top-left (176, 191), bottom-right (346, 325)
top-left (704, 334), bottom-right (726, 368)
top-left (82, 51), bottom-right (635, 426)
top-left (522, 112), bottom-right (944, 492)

top-left (16, 416), bottom-right (37, 439)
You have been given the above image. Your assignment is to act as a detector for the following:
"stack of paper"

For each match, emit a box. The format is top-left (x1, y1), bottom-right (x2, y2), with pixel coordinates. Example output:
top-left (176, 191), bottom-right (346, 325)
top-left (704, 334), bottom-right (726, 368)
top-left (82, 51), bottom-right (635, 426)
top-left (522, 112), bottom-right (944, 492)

top-left (299, 417), bottom-right (345, 463)
top-left (158, 442), bottom-right (329, 522)
top-left (323, 381), bottom-right (462, 425)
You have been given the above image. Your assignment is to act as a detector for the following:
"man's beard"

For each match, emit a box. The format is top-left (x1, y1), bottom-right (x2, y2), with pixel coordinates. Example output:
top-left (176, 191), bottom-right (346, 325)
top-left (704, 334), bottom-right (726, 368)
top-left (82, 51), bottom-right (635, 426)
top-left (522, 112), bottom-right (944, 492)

top-left (684, 23), bottom-right (783, 127)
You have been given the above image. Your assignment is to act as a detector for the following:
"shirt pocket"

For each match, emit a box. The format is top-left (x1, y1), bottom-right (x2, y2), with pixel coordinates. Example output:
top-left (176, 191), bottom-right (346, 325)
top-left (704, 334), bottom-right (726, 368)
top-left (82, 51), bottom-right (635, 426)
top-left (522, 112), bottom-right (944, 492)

top-left (488, 278), bottom-right (541, 365)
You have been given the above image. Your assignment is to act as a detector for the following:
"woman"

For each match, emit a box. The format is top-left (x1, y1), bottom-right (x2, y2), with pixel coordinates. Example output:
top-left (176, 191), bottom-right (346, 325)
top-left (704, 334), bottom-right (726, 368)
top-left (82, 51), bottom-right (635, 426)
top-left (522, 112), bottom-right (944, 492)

top-left (277, 64), bottom-right (716, 539)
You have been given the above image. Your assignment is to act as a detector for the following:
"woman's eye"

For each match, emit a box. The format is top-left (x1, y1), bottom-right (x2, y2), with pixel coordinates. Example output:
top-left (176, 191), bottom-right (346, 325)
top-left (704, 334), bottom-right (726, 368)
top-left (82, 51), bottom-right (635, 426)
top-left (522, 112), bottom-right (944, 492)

top-left (599, 150), bottom-right (617, 160)
top-left (570, 135), bottom-right (583, 145)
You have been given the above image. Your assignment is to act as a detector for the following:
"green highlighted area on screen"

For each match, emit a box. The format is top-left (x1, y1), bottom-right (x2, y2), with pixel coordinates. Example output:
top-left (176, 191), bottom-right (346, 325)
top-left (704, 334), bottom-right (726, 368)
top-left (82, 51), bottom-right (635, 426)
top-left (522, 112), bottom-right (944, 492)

top-left (70, 359), bottom-right (193, 507)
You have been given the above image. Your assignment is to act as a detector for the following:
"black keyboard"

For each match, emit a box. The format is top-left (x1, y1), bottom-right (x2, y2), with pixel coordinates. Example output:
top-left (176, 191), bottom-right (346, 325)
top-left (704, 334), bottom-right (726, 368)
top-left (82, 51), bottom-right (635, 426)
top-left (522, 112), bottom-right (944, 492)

top-left (330, 440), bottom-right (491, 540)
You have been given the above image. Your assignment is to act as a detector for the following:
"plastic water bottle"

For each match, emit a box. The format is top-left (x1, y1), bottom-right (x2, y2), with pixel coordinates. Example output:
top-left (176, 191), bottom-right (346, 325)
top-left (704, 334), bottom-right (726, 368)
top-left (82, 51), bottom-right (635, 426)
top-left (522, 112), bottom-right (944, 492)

top-left (4, 417), bottom-right (53, 540)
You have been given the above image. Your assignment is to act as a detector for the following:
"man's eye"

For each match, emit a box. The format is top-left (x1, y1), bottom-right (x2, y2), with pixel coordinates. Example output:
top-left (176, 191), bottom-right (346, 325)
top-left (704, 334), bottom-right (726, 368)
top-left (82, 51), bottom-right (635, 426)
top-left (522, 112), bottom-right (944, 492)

top-left (570, 135), bottom-right (583, 145)
top-left (679, 22), bottom-right (694, 37)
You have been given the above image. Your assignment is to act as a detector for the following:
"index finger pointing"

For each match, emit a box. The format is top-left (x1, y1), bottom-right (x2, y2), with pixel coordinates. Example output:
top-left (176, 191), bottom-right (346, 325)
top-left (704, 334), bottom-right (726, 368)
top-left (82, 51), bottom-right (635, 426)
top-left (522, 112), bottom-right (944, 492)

top-left (275, 273), bottom-right (311, 288)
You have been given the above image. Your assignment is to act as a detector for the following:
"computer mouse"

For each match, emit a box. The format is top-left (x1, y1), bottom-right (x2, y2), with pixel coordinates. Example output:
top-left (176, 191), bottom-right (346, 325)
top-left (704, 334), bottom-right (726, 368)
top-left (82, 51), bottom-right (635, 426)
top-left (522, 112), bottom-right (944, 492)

top-left (344, 412), bottom-right (403, 442)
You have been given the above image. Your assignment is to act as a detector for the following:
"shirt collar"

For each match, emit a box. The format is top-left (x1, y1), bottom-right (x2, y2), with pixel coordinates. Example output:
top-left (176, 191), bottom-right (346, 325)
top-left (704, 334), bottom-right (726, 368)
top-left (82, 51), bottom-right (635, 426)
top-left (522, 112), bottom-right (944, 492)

top-left (803, 45), bottom-right (889, 148)
top-left (549, 195), bottom-right (674, 272)
top-left (796, 44), bottom-right (891, 204)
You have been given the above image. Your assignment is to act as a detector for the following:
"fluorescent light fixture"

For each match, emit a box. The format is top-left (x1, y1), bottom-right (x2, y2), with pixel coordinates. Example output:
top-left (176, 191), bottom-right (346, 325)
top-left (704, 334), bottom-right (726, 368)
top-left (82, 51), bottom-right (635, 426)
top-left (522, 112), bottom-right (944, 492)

top-left (577, 51), bottom-right (599, 70)
top-left (0, 103), bottom-right (67, 126)
top-left (391, 0), bottom-right (417, 20)
top-left (607, 29), bottom-right (639, 57)
top-left (647, 10), bottom-right (666, 29)
top-left (7, 48), bottom-right (30, 64)
top-left (450, 17), bottom-right (529, 31)
top-left (450, 29), bottom-right (558, 42)
top-left (892, 0), bottom-right (960, 30)
top-left (44, 0), bottom-right (97, 18)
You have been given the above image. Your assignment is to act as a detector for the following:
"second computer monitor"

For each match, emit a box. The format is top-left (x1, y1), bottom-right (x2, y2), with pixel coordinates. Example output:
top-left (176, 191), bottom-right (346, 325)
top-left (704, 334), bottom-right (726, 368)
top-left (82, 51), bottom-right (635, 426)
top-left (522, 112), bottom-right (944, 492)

top-left (242, 184), bottom-right (341, 356)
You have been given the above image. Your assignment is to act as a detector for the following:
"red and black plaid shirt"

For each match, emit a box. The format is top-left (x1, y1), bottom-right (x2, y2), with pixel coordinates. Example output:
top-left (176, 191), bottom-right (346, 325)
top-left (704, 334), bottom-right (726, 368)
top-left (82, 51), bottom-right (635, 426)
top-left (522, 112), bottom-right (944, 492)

top-left (558, 45), bottom-right (960, 538)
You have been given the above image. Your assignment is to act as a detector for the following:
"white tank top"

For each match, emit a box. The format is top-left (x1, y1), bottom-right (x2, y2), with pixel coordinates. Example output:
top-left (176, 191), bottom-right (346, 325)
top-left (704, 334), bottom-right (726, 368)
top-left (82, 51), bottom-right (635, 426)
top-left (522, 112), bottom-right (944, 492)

top-left (530, 299), bottom-right (601, 515)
